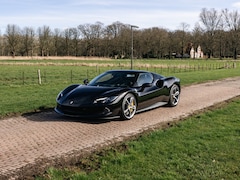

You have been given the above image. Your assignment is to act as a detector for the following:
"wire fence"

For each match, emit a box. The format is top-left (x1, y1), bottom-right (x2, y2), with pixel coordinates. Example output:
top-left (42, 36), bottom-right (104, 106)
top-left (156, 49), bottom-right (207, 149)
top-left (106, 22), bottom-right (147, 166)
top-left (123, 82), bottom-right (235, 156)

top-left (0, 62), bottom-right (237, 86)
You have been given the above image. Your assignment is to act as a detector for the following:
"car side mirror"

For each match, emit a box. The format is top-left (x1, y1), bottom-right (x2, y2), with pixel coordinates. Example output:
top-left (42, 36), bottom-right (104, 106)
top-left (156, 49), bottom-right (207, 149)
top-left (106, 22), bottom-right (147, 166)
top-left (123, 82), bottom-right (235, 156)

top-left (83, 79), bottom-right (89, 85)
top-left (156, 80), bottom-right (164, 88)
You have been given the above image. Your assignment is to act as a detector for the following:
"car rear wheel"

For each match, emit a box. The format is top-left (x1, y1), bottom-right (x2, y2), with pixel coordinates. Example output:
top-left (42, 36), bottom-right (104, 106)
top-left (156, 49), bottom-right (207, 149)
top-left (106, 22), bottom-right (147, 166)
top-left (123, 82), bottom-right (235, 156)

top-left (121, 93), bottom-right (137, 120)
top-left (168, 84), bottom-right (180, 107)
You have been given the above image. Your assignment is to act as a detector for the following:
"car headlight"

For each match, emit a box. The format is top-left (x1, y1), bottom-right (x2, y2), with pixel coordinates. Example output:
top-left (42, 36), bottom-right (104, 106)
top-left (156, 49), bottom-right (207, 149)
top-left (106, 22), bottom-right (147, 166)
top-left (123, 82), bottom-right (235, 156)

top-left (94, 96), bottom-right (118, 104)
top-left (57, 92), bottom-right (64, 100)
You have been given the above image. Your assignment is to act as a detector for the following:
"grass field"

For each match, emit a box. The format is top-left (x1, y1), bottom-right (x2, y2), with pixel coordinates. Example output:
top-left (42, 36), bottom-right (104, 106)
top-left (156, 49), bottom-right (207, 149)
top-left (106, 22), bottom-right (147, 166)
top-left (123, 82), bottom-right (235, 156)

top-left (0, 58), bottom-right (239, 118)
top-left (1, 58), bottom-right (240, 179)
top-left (37, 97), bottom-right (240, 179)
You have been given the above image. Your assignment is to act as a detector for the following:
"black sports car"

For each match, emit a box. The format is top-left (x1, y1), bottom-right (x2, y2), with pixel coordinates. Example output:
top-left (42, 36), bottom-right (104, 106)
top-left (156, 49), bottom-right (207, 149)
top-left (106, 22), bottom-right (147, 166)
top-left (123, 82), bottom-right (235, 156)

top-left (55, 70), bottom-right (180, 120)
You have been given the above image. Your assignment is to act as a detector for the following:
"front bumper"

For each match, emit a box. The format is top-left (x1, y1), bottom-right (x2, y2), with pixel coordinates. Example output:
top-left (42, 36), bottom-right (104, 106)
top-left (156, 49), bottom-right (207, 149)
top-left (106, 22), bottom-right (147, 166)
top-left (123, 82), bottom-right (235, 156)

top-left (55, 103), bottom-right (121, 119)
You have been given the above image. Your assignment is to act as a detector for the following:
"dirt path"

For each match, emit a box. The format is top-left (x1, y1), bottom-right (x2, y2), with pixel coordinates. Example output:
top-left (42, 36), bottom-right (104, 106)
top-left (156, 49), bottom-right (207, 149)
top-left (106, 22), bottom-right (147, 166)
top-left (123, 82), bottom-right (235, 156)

top-left (1, 77), bottom-right (240, 179)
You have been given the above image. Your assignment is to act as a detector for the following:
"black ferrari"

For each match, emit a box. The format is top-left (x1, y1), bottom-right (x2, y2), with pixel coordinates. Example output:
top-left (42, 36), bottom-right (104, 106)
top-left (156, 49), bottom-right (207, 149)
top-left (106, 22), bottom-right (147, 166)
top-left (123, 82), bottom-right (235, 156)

top-left (55, 70), bottom-right (180, 120)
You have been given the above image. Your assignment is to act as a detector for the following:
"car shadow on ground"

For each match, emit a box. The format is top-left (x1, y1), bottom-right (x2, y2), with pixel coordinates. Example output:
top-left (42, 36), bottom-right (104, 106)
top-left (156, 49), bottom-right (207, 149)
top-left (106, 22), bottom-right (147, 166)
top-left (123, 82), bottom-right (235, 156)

top-left (23, 104), bottom-right (171, 124)
top-left (23, 109), bottom-right (123, 124)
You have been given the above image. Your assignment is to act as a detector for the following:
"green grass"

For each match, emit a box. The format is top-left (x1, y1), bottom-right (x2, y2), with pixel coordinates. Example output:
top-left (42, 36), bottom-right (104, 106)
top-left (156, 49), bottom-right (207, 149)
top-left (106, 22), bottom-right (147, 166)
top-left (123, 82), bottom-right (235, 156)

top-left (0, 59), bottom-right (239, 118)
top-left (37, 97), bottom-right (240, 179)
top-left (0, 84), bottom-right (63, 116)
top-left (175, 68), bottom-right (240, 85)
top-left (1, 58), bottom-right (240, 179)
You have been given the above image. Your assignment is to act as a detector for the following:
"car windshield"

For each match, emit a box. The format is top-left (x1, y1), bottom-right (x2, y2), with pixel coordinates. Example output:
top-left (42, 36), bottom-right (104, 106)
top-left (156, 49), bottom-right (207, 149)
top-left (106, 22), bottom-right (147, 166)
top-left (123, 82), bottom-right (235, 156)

top-left (88, 71), bottom-right (138, 87)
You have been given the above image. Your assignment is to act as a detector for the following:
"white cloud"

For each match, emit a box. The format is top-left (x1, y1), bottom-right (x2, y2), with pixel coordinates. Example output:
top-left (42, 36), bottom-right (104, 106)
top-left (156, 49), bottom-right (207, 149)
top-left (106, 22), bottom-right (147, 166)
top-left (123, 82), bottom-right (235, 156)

top-left (232, 2), bottom-right (240, 8)
top-left (0, 0), bottom-right (239, 32)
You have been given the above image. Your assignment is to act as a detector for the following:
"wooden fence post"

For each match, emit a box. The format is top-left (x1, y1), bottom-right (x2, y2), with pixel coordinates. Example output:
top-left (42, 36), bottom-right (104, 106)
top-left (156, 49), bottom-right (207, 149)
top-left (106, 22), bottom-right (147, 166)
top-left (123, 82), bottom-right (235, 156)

top-left (38, 69), bottom-right (41, 85)
top-left (22, 71), bottom-right (25, 85)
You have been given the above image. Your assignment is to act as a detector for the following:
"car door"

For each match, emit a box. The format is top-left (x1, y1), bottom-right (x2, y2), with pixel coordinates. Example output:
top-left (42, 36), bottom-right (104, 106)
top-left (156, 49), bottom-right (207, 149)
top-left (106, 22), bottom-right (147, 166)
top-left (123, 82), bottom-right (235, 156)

top-left (136, 72), bottom-right (164, 109)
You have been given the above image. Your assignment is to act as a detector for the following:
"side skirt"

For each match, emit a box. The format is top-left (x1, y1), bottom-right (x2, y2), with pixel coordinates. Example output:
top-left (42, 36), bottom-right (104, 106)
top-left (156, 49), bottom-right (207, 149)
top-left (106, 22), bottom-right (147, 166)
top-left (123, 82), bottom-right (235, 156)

top-left (136, 102), bottom-right (168, 114)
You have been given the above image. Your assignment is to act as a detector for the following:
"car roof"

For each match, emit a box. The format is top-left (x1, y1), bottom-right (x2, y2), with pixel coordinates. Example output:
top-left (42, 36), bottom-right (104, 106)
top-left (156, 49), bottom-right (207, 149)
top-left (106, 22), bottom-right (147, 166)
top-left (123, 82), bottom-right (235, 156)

top-left (106, 70), bottom-right (149, 73)
top-left (105, 70), bottom-right (164, 77)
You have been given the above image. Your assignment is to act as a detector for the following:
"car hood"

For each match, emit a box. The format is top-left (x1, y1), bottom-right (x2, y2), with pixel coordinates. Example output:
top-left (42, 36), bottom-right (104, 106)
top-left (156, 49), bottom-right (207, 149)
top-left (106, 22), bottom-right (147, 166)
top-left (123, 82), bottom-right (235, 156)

top-left (58, 85), bottom-right (128, 106)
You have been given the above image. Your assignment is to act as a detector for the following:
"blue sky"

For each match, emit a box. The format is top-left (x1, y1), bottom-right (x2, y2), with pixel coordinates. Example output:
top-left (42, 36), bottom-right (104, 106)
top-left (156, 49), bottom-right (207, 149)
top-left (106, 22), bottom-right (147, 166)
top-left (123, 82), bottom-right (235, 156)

top-left (0, 0), bottom-right (240, 33)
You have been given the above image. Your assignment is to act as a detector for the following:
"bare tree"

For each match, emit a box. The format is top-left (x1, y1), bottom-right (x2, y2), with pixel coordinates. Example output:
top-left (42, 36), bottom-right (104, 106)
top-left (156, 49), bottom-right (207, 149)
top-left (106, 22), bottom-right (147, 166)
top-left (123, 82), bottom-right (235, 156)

top-left (38, 25), bottom-right (51, 56)
top-left (200, 8), bottom-right (222, 58)
top-left (2, 11), bottom-right (240, 59)
top-left (70, 28), bottom-right (80, 56)
top-left (104, 21), bottom-right (128, 58)
top-left (21, 27), bottom-right (35, 56)
top-left (222, 8), bottom-right (240, 59)
top-left (5, 24), bottom-right (21, 57)
top-left (0, 30), bottom-right (6, 56)
top-left (52, 28), bottom-right (62, 56)
top-left (137, 27), bottom-right (168, 58)
top-left (105, 21), bottom-right (125, 38)
top-left (63, 28), bottom-right (71, 56)
top-left (78, 22), bottom-right (104, 56)
top-left (178, 22), bottom-right (190, 57)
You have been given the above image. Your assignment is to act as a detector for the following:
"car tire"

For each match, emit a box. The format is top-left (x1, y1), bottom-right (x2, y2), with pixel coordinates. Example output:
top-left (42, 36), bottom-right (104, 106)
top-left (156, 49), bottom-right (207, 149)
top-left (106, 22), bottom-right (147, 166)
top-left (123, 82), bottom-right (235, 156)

top-left (121, 93), bottom-right (137, 120)
top-left (168, 84), bottom-right (180, 107)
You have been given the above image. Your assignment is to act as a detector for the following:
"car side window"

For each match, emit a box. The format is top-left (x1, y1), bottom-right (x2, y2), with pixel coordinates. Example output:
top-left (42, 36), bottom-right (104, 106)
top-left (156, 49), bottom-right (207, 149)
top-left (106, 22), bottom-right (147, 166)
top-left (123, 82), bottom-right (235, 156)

top-left (136, 73), bottom-right (153, 86)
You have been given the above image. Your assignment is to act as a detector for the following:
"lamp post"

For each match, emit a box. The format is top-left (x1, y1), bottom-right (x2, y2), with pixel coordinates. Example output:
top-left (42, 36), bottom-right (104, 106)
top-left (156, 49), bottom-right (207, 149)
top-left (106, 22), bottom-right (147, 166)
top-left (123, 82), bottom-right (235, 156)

top-left (130, 25), bottom-right (139, 69)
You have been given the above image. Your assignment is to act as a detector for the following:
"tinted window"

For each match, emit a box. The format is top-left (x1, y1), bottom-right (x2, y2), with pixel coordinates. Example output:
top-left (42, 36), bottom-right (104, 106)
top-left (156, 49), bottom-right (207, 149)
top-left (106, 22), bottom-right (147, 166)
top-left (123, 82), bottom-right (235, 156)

top-left (136, 73), bottom-right (153, 86)
top-left (89, 71), bottom-right (137, 87)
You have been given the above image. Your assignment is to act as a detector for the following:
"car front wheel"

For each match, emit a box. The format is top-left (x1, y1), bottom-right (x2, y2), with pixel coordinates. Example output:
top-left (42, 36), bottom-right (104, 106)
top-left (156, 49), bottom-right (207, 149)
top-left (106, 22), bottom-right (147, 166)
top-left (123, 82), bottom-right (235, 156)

top-left (168, 84), bottom-right (180, 107)
top-left (121, 93), bottom-right (137, 120)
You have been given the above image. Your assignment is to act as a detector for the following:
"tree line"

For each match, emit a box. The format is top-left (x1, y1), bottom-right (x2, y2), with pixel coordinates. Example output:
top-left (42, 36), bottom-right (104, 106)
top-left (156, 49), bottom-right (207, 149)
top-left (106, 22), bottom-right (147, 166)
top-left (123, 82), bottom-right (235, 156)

top-left (1, 8), bottom-right (240, 59)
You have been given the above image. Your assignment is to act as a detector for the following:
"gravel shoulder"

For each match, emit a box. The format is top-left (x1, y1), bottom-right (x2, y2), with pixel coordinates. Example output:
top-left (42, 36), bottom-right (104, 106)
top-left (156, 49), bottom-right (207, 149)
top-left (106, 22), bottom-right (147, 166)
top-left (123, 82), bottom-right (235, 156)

top-left (1, 77), bottom-right (240, 179)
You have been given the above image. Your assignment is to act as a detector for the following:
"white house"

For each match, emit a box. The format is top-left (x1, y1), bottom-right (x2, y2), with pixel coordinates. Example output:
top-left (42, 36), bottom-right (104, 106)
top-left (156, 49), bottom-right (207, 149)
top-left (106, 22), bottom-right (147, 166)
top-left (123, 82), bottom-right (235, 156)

top-left (190, 45), bottom-right (204, 59)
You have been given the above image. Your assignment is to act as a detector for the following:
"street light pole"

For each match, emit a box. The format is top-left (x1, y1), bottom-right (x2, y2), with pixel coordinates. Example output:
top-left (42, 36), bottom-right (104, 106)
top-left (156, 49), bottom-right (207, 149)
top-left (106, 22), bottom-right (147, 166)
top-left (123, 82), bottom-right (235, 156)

top-left (130, 25), bottom-right (139, 69)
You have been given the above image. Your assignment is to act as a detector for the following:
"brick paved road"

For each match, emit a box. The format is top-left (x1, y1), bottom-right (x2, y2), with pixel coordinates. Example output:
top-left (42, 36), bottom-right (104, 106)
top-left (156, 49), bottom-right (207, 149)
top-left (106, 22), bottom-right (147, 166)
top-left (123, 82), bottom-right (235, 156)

top-left (1, 77), bottom-right (240, 179)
